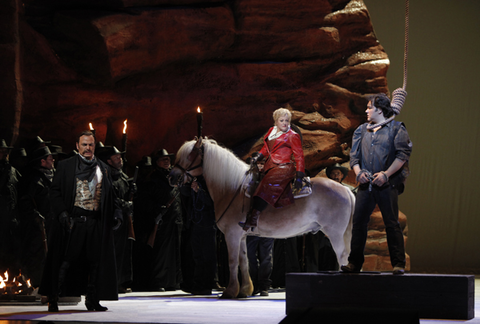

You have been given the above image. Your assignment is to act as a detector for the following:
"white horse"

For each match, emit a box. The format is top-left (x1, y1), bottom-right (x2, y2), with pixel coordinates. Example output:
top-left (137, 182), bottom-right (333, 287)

top-left (169, 137), bottom-right (355, 299)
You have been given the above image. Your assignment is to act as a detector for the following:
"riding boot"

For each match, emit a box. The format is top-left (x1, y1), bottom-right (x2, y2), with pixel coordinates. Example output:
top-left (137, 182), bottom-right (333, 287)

top-left (85, 284), bottom-right (108, 311)
top-left (49, 261), bottom-right (70, 312)
top-left (85, 264), bottom-right (107, 311)
top-left (48, 294), bottom-right (59, 312)
top-left (238, 209), bottom-right (261, 231)
top-left (57, 261), bottom-right (70, 295)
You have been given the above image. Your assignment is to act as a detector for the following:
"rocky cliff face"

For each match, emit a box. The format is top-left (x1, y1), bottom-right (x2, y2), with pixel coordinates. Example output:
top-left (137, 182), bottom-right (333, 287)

top-left (13, 0), bottom-right (389, 175)
top-left (0, 0), bottom-right (404, 272)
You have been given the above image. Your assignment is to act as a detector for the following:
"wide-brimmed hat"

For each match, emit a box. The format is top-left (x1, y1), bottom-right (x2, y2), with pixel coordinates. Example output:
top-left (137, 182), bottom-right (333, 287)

top-left (326, 163), bottom-right (349, 179)
top-left (99, 146), bottom-right (124, 161)
top-left (95, 141), bottom-right (107, 156)
top-left (152, 148), bottom-right (174, 163)
top-left (34, 136), bottom-right (51, 145)
top-left (0, 139), bottom-right (13, 149)
top-left (138, 155), bottom-right (152, 167)
top-left (30, 146), bottom-right (53, 162)
top-left (48, 144), bottom-right (67, 157)
top-left (10, 147), bottom-right (27, 159)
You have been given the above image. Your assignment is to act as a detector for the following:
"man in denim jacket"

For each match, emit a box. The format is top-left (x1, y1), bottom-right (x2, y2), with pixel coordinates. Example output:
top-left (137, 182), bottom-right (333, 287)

top-left (341, 94), bottom-right (412, 275)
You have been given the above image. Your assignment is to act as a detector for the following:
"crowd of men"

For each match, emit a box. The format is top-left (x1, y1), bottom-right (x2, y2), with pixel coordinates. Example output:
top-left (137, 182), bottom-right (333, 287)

top-left (0, 133), bottom-right (230, 311)
top-left (0, 131), bottom-right (346, 305)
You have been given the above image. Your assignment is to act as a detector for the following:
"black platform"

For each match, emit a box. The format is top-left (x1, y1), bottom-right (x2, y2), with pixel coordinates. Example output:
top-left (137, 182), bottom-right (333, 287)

top-left (285, 272), bottom-right (474, 320)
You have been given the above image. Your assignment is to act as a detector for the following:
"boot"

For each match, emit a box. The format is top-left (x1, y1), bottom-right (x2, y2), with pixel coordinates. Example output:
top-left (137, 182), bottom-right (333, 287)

top-left (48, 261), bottom-right (70, 312)
top-left (48, 295), bottom-right (59, 312)
top-left (57, 261), bottom-right (70, 295)
top-left (238, 209), bottom-right (261, 231)
top-left (85, 284), bottom-right (108, 311)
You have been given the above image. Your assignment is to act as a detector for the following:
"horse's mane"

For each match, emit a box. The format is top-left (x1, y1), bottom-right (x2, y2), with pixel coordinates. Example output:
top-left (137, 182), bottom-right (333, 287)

top-left (176, 138), bottom-right (249, 199)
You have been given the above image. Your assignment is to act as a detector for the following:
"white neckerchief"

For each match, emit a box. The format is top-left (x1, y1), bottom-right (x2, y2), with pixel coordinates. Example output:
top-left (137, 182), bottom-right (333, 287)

top-left (268, 126), bottom-right (290, 141)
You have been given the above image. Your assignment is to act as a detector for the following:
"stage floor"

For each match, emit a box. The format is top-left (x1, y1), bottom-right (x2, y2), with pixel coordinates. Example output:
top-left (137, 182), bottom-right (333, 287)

top-left (1, 276), bottom-right (480, 324)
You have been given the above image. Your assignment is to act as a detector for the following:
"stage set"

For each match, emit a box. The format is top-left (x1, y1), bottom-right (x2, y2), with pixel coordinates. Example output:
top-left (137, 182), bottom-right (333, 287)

top-left (0, 272), bottom-right (478, 324)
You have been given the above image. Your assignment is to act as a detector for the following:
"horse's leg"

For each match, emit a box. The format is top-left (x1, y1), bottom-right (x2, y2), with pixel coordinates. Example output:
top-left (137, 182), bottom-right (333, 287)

top-left (237, 235), bottom-right (253, 298)
top-left (219, 229), bottom-right (242, 299)
top-left (322, 198), bottom-right (354, 267)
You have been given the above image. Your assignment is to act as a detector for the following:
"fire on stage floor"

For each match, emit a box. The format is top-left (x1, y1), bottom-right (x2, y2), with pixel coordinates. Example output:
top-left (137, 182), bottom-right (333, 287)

top-left (0, 276), bottom-right (479, 324)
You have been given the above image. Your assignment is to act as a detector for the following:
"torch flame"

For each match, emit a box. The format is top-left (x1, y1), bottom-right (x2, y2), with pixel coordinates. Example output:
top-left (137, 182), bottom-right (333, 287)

top-left (3, 271), bottom-right (8, 282)
top-left (123, 119), bottom-right (128, 134)
top-left (197, 107), bottom-right (201, 113)
top-left (89, 123), bottom-right (94, 130)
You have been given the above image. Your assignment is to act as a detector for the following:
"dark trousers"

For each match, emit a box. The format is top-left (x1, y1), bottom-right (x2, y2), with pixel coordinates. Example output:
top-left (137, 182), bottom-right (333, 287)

top-left (181, 223), bottom-right (217, 291)
top-left (247, 236), bottom-right (274, 291)
top-left (348, 185), bottom-right (406, 268)
top-left (64, 218), bottom-right (100, 265)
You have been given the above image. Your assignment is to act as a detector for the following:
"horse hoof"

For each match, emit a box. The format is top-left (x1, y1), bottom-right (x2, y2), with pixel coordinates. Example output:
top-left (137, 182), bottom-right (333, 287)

top-left (219, 293), bottom-right (234, 299)
top-left (237, 292), bottom-right (248, 298)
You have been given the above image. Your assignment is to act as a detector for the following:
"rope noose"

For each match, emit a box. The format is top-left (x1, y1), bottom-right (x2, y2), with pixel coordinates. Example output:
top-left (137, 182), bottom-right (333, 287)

top-left (367, 0), bottom-right (409, 130)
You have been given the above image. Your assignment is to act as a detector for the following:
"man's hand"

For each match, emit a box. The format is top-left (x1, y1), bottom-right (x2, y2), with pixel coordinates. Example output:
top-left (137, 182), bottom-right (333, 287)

top-left (356, 172), bottom-right (370, 184)
top-left (113, 218), bottom-right (122, 231)
top-left (372, 172), bottom-right (388, 187)
top-left (58, 211), bottom-right (71, 229)
top-left (294, 171), bottom-right (306, 190)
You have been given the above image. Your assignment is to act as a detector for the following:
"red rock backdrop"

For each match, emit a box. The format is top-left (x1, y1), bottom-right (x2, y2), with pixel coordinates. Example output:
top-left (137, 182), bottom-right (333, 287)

top-left (0, 0), bottom-right (407, 270)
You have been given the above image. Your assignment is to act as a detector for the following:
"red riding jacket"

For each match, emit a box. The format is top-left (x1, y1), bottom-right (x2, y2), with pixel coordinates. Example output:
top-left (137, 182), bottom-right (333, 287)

top-left (259, 127), bottom-right (305, 173)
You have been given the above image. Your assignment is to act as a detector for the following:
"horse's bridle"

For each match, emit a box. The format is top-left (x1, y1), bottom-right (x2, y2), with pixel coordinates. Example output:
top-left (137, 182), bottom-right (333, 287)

top-left (172, 142), bottom-right (204, 185)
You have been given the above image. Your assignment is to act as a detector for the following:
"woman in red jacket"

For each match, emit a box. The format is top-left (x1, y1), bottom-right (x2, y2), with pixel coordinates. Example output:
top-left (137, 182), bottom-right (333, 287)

top-left (239, 108), bottom-right (305, 231)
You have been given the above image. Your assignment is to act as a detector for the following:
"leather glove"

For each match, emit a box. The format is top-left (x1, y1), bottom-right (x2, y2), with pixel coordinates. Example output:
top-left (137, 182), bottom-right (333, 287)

top-left (113, 218), bottom-right (122, 231)
top-left (251, 152), bottom-right (263, 165)
top-left (122, 200), bottom-right (134, 215)
top-left (294, 171), bottom-right (305, 190)
top-left (58, 211), bottom-right (71, 229)
top-left (129, 182), bottom-right (137, 196)
top-left (113, 208), bottom-right (123, 231)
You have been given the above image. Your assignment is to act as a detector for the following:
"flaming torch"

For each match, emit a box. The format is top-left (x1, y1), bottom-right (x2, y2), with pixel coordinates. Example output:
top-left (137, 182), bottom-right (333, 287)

top-left (89, 123), bottom-right (96, 137)
top-left (196, 107), bottom-right (203, 138)
top-left (122, 119), bottom-right (128, 153)
top-left (122, 119), bottom-right (128, 168)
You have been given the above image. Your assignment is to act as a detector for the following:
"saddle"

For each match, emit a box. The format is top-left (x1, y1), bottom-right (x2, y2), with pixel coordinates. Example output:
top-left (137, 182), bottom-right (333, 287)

top-left (242, 167), bottom-right (312, 199)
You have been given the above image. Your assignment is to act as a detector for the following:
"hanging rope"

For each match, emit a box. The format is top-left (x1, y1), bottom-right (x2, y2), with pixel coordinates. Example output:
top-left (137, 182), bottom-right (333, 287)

top-left (402, 0), bottom-right (409, 90)
top-left (367, 0), bottom-right (409, 130)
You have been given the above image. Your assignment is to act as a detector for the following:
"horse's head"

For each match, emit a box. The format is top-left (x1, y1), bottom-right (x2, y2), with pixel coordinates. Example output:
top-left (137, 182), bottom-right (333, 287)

top-left (168, 137), bottom-right (204, 187)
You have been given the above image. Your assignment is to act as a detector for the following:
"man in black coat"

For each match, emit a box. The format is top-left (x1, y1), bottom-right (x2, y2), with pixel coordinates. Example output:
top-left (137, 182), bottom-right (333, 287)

top-left (99, 146), bottom-right (135, 293)
top-left (18, 146), bottom-right (56, 287)
top-left (0, 139), bottom-right (21, 277)
top-left (132, 149), bottom-right (182, 292)
top-left (39, 131), bottom-right (122, 312)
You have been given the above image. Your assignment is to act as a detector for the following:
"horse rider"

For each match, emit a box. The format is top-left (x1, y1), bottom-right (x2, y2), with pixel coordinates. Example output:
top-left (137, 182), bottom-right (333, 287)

top-left (239, 107), bottom-right (305, 231)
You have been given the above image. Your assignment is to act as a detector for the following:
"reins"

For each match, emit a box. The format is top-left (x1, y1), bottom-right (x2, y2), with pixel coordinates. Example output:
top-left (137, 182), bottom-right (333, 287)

top-left (215, 164), bottom-right (255, 226)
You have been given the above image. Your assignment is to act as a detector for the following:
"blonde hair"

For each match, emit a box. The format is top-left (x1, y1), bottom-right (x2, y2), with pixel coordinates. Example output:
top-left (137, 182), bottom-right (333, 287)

top-left (272, 108), bottom-right (291, 123)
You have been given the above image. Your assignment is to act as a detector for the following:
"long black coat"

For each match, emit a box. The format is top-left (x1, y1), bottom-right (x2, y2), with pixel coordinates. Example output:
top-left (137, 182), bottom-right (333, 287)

top-left (39, 155), bottom-right (119, 300)
top-left (18, 167), bottom-right (52, 287)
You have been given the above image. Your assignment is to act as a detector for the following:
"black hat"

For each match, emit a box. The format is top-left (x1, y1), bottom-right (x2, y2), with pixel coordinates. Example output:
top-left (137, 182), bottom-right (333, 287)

top-left (138, 155), bottom-right (152, 167)
top-left (34, 136), bottom-right (51, 145)
top-left (102, 146), bottom-right (124, 158)
top-left (152, 149), bottom-right (174, 163)
top-left (10, 147), bottom-right (27, 158)
top-left (30, 146), bottom-right (53, 162)
top-left (48, 144), bottom-right (67, 157)
top-left (326, 163), bottom-right (349, 179)
top-left (97, 146), bottom-right (124, 163)
top-left (0, 139), bottom-right (13, 149)
top-left (95, 142), bottom-right (107, 157)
